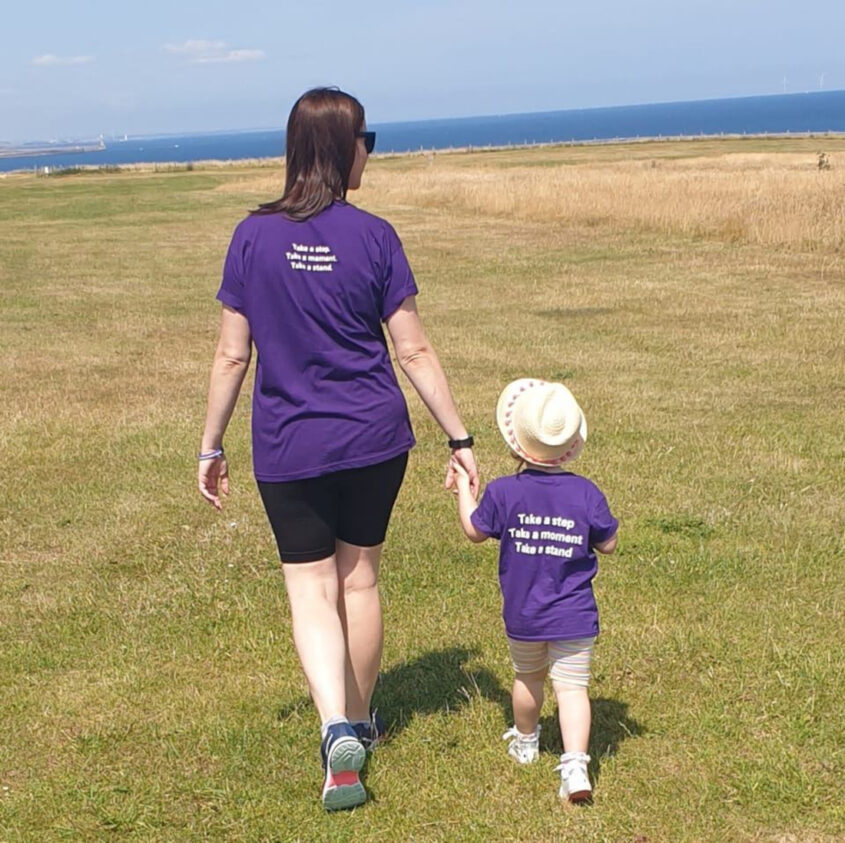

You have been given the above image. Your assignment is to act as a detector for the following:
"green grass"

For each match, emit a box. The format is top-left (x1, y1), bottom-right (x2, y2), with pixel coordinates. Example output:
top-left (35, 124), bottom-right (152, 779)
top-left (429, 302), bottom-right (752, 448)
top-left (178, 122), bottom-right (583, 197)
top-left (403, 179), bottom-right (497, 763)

top-left (1, 141), bottom-right (843, 841)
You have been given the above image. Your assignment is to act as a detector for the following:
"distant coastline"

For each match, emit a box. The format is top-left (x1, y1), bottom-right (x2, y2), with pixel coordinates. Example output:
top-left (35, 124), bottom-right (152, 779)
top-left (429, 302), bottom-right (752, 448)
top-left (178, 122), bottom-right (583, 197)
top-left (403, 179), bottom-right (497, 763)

top-left (3, 132), bottom-right (843, 178)
top-left (372, 130), bottom-right (845, 157)
top-left (0, 139), bottom-right (106, 160)
top-left (3, 90), bottom-right (844, 173)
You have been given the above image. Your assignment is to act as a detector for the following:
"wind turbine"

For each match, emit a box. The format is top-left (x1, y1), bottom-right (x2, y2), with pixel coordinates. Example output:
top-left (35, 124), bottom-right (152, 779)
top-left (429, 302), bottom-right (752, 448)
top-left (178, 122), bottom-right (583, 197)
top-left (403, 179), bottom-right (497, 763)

top-left (819, 72), bottom-right (826, 90)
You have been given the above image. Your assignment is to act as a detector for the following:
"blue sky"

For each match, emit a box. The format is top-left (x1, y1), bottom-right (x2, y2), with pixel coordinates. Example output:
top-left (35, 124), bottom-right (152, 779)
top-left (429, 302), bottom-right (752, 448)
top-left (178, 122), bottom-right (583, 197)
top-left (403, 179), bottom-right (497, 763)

top-left (2, 0), bottom-right (843, 142)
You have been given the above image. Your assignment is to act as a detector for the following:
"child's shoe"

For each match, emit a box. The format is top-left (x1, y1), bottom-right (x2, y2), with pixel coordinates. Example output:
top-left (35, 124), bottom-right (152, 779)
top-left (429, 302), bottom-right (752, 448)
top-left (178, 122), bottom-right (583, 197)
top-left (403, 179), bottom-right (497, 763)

top-left (352, 710), bottom-right (386, 752)
top-left (320, 722), bottom-right (366, 811)
top-left (502, 725), bottom-right (541, 764)
top-left (555, 751), bottom-right (592, 803)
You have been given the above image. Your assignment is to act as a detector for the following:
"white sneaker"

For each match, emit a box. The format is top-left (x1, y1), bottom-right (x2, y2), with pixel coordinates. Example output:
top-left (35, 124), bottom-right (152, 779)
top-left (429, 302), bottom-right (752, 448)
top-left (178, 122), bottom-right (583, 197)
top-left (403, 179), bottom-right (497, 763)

top-left (502, 725), bottom-right (540, 764)
top-left (555, 752), bottom-right (592, 803)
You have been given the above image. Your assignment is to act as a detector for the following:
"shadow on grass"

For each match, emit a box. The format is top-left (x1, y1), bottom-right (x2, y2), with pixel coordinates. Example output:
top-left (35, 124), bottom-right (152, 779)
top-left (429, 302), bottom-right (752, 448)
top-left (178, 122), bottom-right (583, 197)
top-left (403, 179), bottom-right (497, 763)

top-left (376, 647), bottom-right (509, 731)
top-left (537, 697), bottom-right (644, 784)
top-left (276, 649), bottom-right (642, 786)
top-left (276, 646), bottom-right (509, 736)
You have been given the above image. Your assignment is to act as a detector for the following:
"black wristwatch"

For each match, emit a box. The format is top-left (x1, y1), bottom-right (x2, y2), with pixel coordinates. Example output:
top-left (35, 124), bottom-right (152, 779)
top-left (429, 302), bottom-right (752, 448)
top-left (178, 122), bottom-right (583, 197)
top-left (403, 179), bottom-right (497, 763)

top-left (448, 435), bottom-right (474, 449)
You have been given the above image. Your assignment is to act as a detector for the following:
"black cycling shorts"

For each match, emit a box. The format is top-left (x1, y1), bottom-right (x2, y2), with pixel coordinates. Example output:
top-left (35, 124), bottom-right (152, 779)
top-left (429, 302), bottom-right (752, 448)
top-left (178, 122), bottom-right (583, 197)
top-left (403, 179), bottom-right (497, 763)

top-left (257, 452), bottom-right (408, 563)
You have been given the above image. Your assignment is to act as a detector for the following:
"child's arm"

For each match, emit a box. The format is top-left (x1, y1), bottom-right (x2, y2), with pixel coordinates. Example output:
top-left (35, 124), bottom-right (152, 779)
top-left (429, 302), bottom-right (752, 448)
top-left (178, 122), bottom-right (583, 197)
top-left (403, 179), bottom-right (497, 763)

top-left (593, 533), bottom-right (618, 554)
top-left (589, 484), bottom-right (618, 554)
top-left (451, 458), bottom-right (489, 543)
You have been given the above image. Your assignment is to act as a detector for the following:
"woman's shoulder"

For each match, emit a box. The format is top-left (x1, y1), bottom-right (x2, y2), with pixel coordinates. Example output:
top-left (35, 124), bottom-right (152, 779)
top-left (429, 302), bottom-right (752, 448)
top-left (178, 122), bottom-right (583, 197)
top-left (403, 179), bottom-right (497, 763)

top-left (230, 211), bottom-right (280, 239)
top-left (335, 202), bottom-right (401, 241)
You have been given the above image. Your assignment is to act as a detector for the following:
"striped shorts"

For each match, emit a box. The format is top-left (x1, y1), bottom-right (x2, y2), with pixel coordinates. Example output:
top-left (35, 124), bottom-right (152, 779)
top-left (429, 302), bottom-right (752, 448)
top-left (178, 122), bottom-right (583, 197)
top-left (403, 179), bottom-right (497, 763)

top-left (507, 636), bottom-right (596, 687)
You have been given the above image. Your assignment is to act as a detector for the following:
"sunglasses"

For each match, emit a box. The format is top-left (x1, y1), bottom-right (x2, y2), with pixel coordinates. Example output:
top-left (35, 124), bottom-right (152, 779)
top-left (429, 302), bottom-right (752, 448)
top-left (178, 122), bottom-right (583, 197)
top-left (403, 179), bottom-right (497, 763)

top-left (357, 131), bottom-right (376, 154)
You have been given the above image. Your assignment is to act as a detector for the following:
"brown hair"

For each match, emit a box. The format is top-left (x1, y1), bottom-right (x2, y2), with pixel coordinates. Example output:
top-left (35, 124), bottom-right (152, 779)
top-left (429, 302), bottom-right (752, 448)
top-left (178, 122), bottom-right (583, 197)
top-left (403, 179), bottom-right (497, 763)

top-left (253, 87), bottom-right (365, 221)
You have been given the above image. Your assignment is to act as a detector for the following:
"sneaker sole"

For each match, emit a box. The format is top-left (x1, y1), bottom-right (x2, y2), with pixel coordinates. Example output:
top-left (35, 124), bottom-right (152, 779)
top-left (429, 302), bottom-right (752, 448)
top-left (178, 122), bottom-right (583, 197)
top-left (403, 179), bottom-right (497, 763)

top-left (566, 789), bottom-right (593, 804)
top-left (322, 737), bottom-right (367, 811)
top-left (322, 775), bottom-right (366, 811)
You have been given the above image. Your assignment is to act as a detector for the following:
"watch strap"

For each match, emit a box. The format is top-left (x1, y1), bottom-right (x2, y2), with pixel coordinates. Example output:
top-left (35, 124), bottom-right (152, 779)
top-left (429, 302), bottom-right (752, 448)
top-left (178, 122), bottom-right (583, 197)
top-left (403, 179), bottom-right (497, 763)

top-left (448, 435), bottom-right (474, 449)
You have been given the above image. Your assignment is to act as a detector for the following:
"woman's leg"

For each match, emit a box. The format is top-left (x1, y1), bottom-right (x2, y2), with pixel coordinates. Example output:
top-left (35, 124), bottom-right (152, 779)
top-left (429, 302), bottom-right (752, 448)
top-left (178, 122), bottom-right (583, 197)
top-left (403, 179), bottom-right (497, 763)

top-left (332, 454), bottom-right (407, 722)
top-left (281, 555), bottom-right (347, 722)
top-left (335, 539), bottom-right (383, 722)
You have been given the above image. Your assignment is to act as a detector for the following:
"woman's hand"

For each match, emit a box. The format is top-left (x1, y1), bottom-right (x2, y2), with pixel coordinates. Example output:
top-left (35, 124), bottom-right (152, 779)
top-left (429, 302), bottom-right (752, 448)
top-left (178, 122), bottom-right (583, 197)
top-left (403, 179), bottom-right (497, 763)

top-left (198, 455), bottom-right (230, 510)
top-left (446, 447), bottom-right (479, 499)
top-left (198, 305), bottom-right (251, 511)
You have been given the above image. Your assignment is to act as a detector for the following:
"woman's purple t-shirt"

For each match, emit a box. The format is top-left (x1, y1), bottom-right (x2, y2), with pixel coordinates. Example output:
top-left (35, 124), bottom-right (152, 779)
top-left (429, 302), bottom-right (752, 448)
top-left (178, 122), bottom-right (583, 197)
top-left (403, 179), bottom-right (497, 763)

top-left (470, 470), bottom-right (618, 641)
top-left (217, 201), bottom-right (418, 482)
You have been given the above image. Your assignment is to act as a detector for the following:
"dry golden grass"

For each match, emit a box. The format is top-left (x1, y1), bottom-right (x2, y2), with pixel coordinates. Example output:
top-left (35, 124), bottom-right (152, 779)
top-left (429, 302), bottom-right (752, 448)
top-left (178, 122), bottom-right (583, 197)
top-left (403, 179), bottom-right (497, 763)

top-left (219, 146), bottom-right (845, 250)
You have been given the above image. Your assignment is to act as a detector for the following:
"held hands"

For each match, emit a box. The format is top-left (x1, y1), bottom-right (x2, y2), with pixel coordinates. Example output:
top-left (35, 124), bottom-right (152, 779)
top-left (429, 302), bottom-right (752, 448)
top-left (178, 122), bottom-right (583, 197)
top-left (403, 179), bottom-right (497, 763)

top-left (449, 453), bottom-right (487, 542)
top-left (448, 451), bottom-right (478, 499)
top-left (198, 454), bottom-right (230, 510)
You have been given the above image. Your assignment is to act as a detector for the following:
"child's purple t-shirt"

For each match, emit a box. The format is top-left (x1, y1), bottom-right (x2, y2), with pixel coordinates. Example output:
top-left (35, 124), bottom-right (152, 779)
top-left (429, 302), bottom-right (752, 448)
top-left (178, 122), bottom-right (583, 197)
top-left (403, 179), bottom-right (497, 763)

top-left (217, 201), bottom-right (417, 482)
top-left (470, 470), bottom-right (618, 641)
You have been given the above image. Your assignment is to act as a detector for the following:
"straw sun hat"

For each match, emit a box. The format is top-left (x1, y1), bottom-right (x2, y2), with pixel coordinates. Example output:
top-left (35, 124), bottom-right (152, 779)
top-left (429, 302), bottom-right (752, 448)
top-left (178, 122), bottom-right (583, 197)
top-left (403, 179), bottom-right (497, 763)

top-left (496, 379), bottom-right (587, 467)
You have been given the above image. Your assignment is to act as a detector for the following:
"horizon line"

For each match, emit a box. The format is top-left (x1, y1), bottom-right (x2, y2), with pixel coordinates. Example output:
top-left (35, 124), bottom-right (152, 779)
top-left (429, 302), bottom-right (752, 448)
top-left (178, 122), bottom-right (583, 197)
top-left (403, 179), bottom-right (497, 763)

top-left (5, 87), bottom-right (844, 147)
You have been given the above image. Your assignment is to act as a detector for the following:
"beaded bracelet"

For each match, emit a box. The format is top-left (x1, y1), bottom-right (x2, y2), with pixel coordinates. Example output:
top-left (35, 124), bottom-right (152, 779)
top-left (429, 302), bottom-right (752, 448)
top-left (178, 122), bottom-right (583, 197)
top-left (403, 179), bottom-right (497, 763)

top-left (198, 448), bottom-right (225, 461)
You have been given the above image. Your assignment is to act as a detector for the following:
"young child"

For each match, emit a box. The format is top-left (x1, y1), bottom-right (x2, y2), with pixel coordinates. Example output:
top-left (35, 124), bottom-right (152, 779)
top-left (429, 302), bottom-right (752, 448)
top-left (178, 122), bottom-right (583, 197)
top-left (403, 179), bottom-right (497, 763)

top-left (452, 379), bottom-right (618, 803)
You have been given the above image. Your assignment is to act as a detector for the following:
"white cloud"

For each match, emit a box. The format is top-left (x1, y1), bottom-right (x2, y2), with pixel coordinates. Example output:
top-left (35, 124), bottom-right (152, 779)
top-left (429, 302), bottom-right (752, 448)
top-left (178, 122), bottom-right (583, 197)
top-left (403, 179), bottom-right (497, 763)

top-left (164, 39), bottom-right (226, 56)
top-left (163, 40), bottom-right (265, 64)
top-left (32, 54), bottom-right (94, 67)
top-left (200, 48), bottom-right (265, 64)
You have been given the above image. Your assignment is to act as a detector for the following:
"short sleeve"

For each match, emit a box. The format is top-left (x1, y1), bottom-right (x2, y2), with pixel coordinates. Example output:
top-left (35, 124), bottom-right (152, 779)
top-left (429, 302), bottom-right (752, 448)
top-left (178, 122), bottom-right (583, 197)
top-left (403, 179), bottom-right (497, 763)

top-left (216, 222), bottom-right (250, 313)
top-left (379, 224), bottom-right (419, 321)
top-left (588, 485), bottom-right (618, 546)
top-left (470, 483), bottom-right (503, 539)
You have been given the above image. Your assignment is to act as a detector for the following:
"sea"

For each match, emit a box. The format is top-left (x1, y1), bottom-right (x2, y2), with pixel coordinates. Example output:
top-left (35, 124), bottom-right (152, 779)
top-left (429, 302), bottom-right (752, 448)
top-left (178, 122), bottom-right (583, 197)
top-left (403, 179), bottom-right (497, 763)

top-left (2, 90), bottom-right (844, 173)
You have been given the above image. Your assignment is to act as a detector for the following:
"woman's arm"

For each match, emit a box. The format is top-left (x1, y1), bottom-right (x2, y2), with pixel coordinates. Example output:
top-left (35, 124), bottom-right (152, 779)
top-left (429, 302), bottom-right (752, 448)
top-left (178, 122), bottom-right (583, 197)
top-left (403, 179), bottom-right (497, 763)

top-left (385, 296), bottom-right (479, 496)
top-left (198, 305), bottom-right (252, 509)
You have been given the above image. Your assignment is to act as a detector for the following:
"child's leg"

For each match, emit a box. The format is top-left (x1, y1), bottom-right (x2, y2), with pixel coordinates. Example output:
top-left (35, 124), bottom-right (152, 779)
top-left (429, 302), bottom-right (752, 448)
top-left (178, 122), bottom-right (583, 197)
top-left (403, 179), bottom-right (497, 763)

top-left (549, 637), bottom-right (596, 753)
top-left (507, 638), bottom-right (550, 733)
top-left (551, 683), bottom-right (591, 753)
top-left (503, 639), bottom-right (547, 764)
top-left (513, 667), bottom-right (547, 733)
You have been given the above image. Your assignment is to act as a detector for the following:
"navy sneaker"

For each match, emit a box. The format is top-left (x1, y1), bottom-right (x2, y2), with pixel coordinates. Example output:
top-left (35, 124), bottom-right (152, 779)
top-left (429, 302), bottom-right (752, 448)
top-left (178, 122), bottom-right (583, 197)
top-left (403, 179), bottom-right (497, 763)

top-left (320, 722), bottom-right (366, 811)
top-left (352, 710), bottom-right (387, 752)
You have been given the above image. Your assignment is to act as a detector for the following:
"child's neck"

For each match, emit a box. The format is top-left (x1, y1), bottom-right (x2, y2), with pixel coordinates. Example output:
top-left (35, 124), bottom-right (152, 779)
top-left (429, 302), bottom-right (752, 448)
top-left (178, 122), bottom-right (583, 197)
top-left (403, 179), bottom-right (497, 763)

top-left (519, 463), bottom-right (567, 475)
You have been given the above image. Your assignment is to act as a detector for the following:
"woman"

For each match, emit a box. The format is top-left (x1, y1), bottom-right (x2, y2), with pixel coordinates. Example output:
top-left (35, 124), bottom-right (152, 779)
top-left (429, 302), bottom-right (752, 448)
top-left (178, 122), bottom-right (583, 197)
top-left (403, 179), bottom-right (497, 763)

top-left (197, 88), bottom-right (478, 811)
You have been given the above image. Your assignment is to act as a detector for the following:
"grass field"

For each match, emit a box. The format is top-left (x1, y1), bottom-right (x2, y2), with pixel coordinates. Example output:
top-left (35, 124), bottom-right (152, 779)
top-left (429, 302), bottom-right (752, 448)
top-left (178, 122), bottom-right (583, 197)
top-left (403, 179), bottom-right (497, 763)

top-left (1, 137), bottom-right (843, 841)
